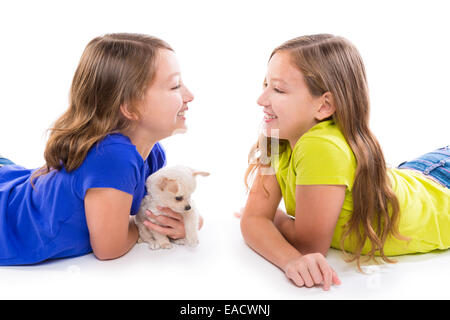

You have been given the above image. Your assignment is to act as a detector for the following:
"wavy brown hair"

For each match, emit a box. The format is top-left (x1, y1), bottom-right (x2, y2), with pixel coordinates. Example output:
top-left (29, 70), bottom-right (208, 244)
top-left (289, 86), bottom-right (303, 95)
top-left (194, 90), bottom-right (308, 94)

top-left (31, 33), bottom-right (172, 184)
top-left (245, 34), bottom-right (410, 271)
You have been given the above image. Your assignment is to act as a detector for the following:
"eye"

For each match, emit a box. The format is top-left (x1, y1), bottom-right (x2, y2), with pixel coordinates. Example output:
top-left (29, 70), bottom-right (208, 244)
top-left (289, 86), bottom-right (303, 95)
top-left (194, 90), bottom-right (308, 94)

top-left (171, 84), bottom-right (181, 90)
top-left (175, 196), bottom-right (183, 201)
top-left (274, 87), bottom-right (285, 94)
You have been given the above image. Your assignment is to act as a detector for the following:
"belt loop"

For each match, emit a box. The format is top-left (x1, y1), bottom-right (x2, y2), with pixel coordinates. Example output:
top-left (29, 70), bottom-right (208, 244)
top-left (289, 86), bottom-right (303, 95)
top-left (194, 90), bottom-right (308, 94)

top-left (424, 158), bottom-right (448, 175)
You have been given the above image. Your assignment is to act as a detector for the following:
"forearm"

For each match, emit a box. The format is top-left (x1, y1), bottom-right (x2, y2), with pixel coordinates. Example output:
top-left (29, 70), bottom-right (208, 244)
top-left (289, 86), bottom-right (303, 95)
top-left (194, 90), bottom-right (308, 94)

top-left (274, 209), bottom-right (331, 256)
top-left (241, 215), bottom-right (302, 271)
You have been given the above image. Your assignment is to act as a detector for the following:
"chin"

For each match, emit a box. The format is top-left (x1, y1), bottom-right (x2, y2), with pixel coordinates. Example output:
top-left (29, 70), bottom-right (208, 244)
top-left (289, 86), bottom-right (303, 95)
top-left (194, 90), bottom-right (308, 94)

top-left (262, 124), bottom-right (281, 139)
top-left (171, 125), bottom-right (188, 136)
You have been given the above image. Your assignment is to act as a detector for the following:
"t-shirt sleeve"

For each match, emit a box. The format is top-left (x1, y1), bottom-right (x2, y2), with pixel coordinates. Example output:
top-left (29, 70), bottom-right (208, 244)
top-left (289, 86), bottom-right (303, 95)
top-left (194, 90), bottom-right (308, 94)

top-left (147, 142), bottom-right (167, 175)
top-left (77, 143), bottom-right (142, 199)
top-left (294, 137), bottom-right (354, 188)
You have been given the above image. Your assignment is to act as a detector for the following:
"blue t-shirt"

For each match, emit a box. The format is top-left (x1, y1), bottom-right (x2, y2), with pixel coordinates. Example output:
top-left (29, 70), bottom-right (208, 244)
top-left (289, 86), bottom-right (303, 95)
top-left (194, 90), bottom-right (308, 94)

top-left (0, 133), bottom-right (166, 265)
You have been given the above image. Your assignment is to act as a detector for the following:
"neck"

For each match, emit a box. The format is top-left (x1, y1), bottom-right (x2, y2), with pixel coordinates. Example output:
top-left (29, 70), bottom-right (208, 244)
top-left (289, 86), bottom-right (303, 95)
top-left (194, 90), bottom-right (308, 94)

top-left (121, 127), bottom-right (157, 161)
top-left (287, 119), bottom-right (320, 150)
top-left (288, 139), bottom-right (297, 151)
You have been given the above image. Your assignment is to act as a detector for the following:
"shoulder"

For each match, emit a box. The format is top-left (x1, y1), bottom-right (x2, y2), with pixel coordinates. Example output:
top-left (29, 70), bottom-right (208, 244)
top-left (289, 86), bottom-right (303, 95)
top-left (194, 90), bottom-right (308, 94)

top-left (294, 120), bottom-right (355, 164)
top-left (90, 133), bottom-right (141, 159)
top-left (79, 133), bottom-right (145, 183)
top-left (293, 120), bottom-right (356, 188)
top-left (83, 133), bottom-right (143, 170)
top-left (147, 142), bottom-right (167, 174)
top-left (75, 134), bottom-right (144, 198)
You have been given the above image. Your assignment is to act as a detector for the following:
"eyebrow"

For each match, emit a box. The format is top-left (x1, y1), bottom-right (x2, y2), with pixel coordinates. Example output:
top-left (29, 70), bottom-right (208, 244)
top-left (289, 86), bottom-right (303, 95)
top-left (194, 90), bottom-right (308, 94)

top-left (268, 77), bottom-right (287, 84)
top-left (167, 72), bottom-right (181, 81)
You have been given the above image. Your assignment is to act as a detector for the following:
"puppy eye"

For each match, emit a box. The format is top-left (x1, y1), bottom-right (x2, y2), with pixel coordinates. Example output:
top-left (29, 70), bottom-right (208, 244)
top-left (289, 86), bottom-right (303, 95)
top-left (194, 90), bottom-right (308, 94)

top-left (175, 196), bottom-right (183, 201)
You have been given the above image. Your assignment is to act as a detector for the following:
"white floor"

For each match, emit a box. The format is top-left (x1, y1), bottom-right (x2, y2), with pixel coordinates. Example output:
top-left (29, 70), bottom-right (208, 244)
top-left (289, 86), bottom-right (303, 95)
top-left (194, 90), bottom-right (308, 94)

top-left (2, 209), bottom-right (450, 300)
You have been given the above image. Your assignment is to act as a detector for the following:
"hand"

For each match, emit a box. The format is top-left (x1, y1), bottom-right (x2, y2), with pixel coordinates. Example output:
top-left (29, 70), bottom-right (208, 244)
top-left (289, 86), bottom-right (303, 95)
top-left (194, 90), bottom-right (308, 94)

top-left (284, 253), bottom-right (341, 291)
top-left (144, 206), bottom-right (203, 240)
top-left (234, 207), bottom-right (244, 218)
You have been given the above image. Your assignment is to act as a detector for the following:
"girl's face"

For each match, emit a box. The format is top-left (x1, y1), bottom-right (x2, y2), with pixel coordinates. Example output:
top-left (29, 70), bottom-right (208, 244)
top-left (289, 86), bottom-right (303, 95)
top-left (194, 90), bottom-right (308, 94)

top-left (257, 50), bottom-right (323, 146)
top-left (134, 49), bottom-right (194, 141)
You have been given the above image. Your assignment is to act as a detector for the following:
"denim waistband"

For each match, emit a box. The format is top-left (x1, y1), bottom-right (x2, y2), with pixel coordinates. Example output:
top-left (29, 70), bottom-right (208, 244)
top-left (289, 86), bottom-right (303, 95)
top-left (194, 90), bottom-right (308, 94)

top-left (397, 146), bottom-right (449, 189)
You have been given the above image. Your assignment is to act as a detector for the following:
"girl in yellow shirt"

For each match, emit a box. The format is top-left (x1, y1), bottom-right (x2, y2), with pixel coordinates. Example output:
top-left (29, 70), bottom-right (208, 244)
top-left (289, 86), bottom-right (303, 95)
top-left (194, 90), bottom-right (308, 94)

top-left (240, 34), bottom-right (450, 291)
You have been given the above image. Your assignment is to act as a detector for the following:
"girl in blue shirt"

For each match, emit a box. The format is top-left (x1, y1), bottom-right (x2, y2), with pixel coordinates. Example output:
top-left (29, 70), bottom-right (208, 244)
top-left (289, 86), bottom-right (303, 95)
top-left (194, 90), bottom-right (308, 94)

top-left (0, 33), bottom-right (196, 265)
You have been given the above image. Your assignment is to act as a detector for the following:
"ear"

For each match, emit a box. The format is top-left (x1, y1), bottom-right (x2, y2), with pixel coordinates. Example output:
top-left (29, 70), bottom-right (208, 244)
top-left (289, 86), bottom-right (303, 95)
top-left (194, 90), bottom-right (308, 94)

top-left (120, 103), bottom-right (139, 121)
top-left (167, 179), bottom-right (179, 194)
top-left (193, 171), bottom-right (210, 178)
top-left (315, 92), bottom-right (336, 121)
top-left (157, 177), bottom-right (169, 191)
top-left (157, 177), bottom-right (180, 193)
top-left (158, 177), bottom-right (169, 191)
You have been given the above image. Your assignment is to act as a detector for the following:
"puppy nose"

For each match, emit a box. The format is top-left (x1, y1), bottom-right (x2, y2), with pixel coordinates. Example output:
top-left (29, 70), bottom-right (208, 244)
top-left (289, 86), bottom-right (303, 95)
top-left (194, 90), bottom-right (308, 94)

top-left (184, 205), bottom-right (191, 211)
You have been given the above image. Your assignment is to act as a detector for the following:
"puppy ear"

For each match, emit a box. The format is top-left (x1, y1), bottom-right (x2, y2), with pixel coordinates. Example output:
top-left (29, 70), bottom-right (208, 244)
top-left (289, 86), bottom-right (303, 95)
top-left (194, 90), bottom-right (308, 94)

top-left (167, 179), bottom-right (179, 194)
top-left (157, 177), bottom-right (169, 191)
top-left (158, 177), bottom-right (179, 193)
top-left (193, 171), bottom-right (210, 177)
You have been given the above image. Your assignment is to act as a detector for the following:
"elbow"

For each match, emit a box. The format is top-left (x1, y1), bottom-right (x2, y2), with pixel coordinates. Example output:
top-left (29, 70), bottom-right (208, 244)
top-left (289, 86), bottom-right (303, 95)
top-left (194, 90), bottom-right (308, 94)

top-left (92, 247), bottom-right (124, 261)
top-left (90, 231), bottom-right (135, 261)
top-left (93, 252), bottom-right (118, 261)
top-left (240, 215), bottom-right (249, 240)
top-left (240, 214), bottom-right (256, 243)
top-left (240, 214), bottom-right (271, 245)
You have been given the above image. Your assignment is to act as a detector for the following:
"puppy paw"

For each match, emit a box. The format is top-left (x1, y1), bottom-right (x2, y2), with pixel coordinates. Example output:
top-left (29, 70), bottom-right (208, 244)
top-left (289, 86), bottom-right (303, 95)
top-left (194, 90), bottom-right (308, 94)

top-left (172, 238), bottom-right (186, 245)
top-left (147, 240), bottom-right (161, 250)
top-left (160, 242), bottom-right (173, 249)
top-left (186, 239), bottom-right (199, 247)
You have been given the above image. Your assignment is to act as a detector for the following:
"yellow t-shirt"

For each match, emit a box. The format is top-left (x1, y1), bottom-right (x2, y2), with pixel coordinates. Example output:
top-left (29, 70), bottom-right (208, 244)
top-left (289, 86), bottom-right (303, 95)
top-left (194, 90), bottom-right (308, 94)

top-left (271, 119), bottom-right (450, 256)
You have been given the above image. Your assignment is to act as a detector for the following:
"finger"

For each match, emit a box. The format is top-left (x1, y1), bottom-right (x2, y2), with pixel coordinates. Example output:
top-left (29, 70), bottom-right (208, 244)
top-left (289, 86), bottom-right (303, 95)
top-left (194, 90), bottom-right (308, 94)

top-left (143, 220), bottom-right (172, 236)
top-left (288, 271), bottom-right (305, 287)
top-left (146, 211), bottom-right (171, 227)
top-left (297, 264), bottom-right (314, 288)
top-left (331, 268), bottom-right (341, 286)
top-left (152, 216), bottom-right (185, 240)
top-left (234, 207), bottom-right (245, 218)
top-left (285, 266), bottom-right (304, 287)
top-left (316, 257), bottom-right (332, 291)
top-left (307, 260), bottom-right (324, 287)
top-left (156, 206), bottom-right (183, 221)
top-left (145, 210), bottom-right (159, 221)
top-left (147, 210), bottom-right (182, 228)
top-left (152, 214), bottom-right (179, 228)
top-left (198, 215), bottom-right (204, 230)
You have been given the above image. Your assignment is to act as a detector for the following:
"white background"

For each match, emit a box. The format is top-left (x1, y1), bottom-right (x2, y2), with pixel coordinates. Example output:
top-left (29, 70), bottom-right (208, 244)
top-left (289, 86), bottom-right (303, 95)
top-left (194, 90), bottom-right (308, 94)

top-left (1, 0), bottom-right (449, 300)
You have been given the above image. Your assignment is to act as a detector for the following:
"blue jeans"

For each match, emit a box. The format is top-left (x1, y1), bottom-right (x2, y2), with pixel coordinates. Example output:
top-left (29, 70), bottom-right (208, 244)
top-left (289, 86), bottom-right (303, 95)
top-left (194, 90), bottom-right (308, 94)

top-left (397, 146), bottom-right (450, 188)
top-left (0, 155), bottom-right (15, 167)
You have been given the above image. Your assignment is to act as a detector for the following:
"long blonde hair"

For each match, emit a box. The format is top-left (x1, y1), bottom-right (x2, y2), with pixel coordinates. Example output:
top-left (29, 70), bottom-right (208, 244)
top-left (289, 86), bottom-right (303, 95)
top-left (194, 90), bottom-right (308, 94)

top-left (32, 33), bottom-right (172, 183)
top-left (245, 34), bottom-right (409, 270)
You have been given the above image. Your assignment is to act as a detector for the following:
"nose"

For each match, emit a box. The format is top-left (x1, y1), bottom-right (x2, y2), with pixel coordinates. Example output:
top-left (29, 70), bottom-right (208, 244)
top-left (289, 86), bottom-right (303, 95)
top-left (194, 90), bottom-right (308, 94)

top-left (257, 90), bottom-right (269, 108)
top-left (184, 204), bottom-right (191, 211)
top-left (183, 85), bottom-right (194, 103)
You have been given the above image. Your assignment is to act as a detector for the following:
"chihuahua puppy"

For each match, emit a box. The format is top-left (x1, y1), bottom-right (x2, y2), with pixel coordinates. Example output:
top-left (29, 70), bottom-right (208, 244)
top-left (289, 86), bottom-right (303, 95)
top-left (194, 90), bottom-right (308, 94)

top-left (135, 165), bottom-right (209, 249)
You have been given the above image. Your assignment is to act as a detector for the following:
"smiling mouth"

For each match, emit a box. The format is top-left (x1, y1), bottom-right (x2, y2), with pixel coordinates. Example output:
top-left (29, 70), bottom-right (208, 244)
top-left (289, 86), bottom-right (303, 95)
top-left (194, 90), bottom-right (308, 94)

top-left (177, 107), bottom-right (188, 117)
top-left (264, 112), bottom-right (278, 121)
